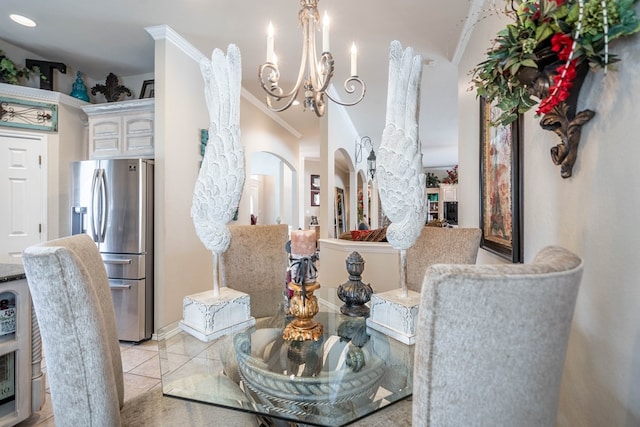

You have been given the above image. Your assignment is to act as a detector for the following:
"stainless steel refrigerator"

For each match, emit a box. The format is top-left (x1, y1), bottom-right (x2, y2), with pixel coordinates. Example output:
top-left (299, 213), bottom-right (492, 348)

top-left (70, 158), bottom-right (153, 342)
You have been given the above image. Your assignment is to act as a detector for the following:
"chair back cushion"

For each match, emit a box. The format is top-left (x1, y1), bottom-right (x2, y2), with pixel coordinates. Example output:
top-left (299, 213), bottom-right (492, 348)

top-left (406, 227), bottom-right (481, 291)
top-left (413, 246), bottom-right (583, 426)
top-left (23, 234), bottom-right (124, 426)
top-left (221, 224), bottom-right (290, 317)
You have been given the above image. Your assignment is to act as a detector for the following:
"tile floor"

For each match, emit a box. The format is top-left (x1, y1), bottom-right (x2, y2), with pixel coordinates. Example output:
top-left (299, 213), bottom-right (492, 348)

top-left (15, 339), bottom-right (411, 426)
top-left (16, 339), bottom-right (162, 426)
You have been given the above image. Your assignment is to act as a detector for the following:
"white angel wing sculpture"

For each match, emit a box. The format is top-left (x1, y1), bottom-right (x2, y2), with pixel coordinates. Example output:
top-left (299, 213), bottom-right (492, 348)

top-left (192, 44), bottom-right (244, 296)
top-left (376, 40), bottom-right (427, 296)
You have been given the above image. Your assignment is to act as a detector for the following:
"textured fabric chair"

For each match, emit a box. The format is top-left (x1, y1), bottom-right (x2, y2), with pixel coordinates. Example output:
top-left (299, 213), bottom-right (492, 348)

top-left (22, 234), bottom-right (124, 427)
top-left (405, 227), bottom-right (481, 292)
top-left (221, 224), bottom-right (290, 317)
top-left (413, 246), bottom-right (583, 426)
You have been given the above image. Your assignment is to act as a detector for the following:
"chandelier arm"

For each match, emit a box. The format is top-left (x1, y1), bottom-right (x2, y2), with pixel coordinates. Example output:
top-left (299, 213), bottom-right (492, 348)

top-left (258, 63), bottom-right (282, 98)
top-left (258, 25), bottom-right (311, 110)
top-left (324, 76), bottom-right (366, 107)
top-left (266, 86), bottom-right (302, 112)
top-left (309, 53), bottom-right (334, 94)
top-left (258, 40), bottom-right (309, 101)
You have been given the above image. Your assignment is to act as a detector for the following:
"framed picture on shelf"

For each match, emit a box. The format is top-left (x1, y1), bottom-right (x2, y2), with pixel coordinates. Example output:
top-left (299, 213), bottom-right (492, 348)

top-left (479, 97), bottom-right (523, 263)
top-left (311, 190), bottom-right (320, 206)
top-left (335, 187), bottom-right (347, 236)
top-left (140, 79), bottom-right (155, 99)
top-left (310, 174), bottom-right (320, 190)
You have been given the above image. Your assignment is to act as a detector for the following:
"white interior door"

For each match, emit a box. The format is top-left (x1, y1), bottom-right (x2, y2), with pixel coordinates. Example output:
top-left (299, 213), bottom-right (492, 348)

top-left (0, 131), bottom-right (46, 263)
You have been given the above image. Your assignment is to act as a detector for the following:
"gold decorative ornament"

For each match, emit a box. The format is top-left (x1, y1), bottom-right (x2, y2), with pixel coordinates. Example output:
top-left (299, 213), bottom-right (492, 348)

top-left (282, 281), bottom-right (324, 341)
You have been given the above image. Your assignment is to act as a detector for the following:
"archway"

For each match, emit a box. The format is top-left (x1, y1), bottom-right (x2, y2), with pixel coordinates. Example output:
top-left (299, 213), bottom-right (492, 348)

top-left (333, 147), bottom-right (354, 236)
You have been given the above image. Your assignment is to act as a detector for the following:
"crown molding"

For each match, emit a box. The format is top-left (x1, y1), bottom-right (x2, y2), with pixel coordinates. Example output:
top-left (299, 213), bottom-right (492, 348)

top-left (81, 98), bottom-right (154, 116)
top-left (145, 24), bottom-right (302, 140)
top-left (145, 24), bottom-right (206, 64)
top-left (0, 82), bottom-right (89, 109)
top-left (452, 0), bottom-right (484, 65)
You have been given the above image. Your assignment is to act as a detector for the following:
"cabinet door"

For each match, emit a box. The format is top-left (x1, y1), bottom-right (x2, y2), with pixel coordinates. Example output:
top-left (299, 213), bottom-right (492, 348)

top-left (123, 113), bottom-right (153, 157)
top-left (441, 185), bottom-right (457, 202)
top-left (89, 116), bottom-right (122, 159)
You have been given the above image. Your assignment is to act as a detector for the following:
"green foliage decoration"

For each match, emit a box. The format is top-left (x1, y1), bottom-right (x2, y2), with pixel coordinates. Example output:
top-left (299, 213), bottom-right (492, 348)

top-left (472, 0), bottom-right (640, 126)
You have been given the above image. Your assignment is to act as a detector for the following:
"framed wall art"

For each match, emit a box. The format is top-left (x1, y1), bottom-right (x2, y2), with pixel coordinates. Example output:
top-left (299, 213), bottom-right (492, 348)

top-left (311, 190), bottom-right (320, 206)
top-left (0, 96), bottom-right (58, 132)
top-left (479, 97), bottom-right (523, 263)
top-left (310, 174), bottom-right (320, 206)
top-left (140, 79), bottom-right (155, 99)
top-left (310, 174), bottom-right (320, 190)
top-left (335, 187), bottom-right (346, 236)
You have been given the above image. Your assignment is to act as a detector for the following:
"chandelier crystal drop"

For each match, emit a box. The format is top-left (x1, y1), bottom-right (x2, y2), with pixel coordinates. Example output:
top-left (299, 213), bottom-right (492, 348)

top-left (258, 0), bottom-right (366, 117)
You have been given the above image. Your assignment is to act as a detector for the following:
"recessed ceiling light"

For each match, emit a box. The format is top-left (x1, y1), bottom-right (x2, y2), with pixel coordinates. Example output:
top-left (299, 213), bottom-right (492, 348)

top-left (292, 100), bottom-right (300, 106)
top-left (10, 14), bottom-right (37, 28)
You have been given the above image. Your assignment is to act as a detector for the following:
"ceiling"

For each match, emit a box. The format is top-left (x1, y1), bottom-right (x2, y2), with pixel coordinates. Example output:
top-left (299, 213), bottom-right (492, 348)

top-left (0, 0), bottom-right (482, 168)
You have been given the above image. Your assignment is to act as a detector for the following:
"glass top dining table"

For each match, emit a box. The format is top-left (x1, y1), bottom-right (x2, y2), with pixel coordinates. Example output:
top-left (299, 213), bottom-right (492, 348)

top-left (157, 286), bottom-right (414, 427)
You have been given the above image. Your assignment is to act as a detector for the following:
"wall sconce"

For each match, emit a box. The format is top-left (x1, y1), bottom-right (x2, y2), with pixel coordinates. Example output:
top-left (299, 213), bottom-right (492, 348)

top-left (355, 136), bottom-right (376, 180)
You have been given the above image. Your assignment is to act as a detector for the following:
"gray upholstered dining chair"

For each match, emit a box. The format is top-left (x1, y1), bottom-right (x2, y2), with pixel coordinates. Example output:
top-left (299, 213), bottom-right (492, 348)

top-left (220, 224), bottom-right (290, 318)
top-left (22, 234), bottom-right (124, 427)
top-left (412, 245), bottom-right (583, 426)
top-left (405, 226), bottom-right (482, 292)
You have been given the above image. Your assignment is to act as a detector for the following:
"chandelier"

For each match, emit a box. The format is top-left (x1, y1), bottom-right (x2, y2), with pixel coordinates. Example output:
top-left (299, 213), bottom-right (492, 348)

top-left (258, 0), bottom-right (366, 117)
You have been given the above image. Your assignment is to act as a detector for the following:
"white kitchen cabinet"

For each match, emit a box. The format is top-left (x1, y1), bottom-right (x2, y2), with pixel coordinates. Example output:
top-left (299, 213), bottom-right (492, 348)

top-left (0, 265), bottom-right (45, 427)
top-left (82, 99), bottom-right (154, 159)
top-left (440, 184), bottom-right (458, 202)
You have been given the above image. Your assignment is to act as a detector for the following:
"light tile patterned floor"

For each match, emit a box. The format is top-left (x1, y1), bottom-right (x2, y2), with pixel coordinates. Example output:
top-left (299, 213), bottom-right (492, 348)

top-left (16, 339), bottom-right (162, 426)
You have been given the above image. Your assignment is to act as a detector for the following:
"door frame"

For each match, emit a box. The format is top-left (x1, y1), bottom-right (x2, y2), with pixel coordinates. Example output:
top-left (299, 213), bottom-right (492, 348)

top-left (0, 128), bottom-right (48, 261)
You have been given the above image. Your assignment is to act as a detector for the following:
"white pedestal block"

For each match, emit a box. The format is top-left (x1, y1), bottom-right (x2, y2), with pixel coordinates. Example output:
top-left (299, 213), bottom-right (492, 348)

top-left (366, 289), bottom-right (420, 345)
top-left (179, 287), bottom-right (256, 342)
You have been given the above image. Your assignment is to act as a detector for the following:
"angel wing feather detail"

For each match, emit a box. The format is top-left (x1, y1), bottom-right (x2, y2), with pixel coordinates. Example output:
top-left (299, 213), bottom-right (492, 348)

top-left (192, 44), bottom-right (244, 255)
top-left (376, 40), bottom-right (427, 251)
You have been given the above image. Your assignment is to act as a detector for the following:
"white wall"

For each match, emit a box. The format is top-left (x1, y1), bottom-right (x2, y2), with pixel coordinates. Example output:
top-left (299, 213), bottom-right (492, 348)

top-left (251, 151), bottom-right (283, 224)
top-left (152, 33), bottom-right (212, 332)
top-left (458, 8), bottom-right (640, 425)
top-left (320, 105), bottom-right (358, 237)
top-left (151, 27), bottom-right (302, 330)
top-left (304, 159), bottom-right (321, 228)
top-left (239, 96), bottom-right (300, 228)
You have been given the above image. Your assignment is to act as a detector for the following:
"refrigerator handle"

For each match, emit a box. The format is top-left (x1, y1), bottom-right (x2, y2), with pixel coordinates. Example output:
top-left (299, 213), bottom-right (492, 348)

top-left (90, 169), bottom-right (100, 242)
top-left (91, 168), bottom-right (108, 242)
top-left (103, 258), bottom-right (133, 265)
top-left (98, 169), bottom-right (108, 242)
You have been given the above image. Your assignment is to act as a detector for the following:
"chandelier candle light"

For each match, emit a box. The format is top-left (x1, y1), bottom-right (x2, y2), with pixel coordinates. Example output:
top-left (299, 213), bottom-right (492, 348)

top-left (259, 0), bottom-right (366, 117)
